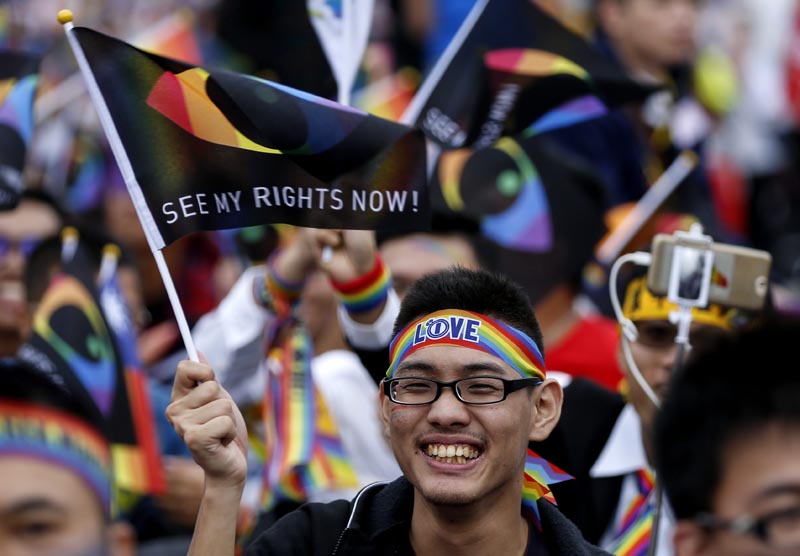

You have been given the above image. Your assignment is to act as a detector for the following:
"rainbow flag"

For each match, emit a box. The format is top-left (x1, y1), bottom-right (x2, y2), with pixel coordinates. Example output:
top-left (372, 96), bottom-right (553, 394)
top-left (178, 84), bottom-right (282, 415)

top-left (0, 49), bottom-right (39, 209)
top-left (98, 262), bottom-right (165, 497)
top-left (434, 109), bottom-right (607, 254)
top-left (433, 133), bottom-right (607, 303)
top-left (403, 0), bottom-right (654, 149)
top-left (260, 322), bottom-right (357, 509)
top-left (68, 26), bottom-right (428, 249)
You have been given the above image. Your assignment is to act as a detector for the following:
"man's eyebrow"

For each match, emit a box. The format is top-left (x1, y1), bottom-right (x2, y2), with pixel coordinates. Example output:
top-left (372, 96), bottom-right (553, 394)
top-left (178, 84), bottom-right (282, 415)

top-left (752, 483), bottom-right (800, 503)
top-left (0, 497), bottom-right (65, 517)
top-left (461, 362), bottom-right (507, 375)
top-left (395, 361), bottom-right (435, 375)
top-left (394, 361), bottom-right (509, 376)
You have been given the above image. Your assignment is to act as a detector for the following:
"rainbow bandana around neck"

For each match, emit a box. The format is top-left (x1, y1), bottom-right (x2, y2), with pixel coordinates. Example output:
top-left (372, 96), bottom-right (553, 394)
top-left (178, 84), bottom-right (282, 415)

top-left (0, 401), bottom-right (112, 513)
top-left (386, 309), bottom-right (545, 379)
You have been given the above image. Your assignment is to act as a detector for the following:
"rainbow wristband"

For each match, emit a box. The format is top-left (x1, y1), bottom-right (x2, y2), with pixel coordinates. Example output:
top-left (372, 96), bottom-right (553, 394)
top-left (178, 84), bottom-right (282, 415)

top-left (331, 255), bottom-right (392, 314)
top-left (387, 309), bottom-right (546, 380)
top-left (254, 251), bottom-right (305, 318)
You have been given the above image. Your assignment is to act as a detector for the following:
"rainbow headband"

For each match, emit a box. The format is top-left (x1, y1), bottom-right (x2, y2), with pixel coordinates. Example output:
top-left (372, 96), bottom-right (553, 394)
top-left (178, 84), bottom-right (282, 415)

top-left (0, 401), bottom-right (112, 513)
top-left (387, 309), bottom-right (545, 379)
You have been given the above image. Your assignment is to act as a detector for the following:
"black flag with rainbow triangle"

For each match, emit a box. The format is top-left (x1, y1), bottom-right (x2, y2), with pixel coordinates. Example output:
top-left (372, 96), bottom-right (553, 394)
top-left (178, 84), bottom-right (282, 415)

top-left (66, 25), bottom-right (429, 250)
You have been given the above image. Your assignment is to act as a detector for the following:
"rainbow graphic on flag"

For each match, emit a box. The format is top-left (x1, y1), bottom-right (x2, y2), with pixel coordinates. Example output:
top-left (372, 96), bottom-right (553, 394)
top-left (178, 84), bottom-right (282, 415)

top-left (436, 137), bottom-right (552, 252)
top-left (710, 266), bottom-right (729, 288)
top-left (523, 95), bottom-right (608, 137)
top-left (69, 26), bottom-right (429, 247)
top-left (32, 274), bottom-right (117, 417)
top-left (485, 48), bottom-right (589, 80)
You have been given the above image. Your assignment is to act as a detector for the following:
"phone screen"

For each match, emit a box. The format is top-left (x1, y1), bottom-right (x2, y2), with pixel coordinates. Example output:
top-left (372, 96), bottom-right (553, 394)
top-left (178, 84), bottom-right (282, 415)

top-left (668, 244), bottom-right (714, 306)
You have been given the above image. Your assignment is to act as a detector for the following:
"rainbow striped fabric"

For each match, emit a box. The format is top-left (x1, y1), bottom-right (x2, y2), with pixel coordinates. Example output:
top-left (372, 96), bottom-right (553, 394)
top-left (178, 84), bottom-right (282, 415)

top-left (331, 255), bottom-right (392, 313)
top-left (387, 309), bottom-right (545, 379)
top-left (260, 318), bottom-right (357, 509)
top-left (606, 469), bottom-right (655, 556)
top-left (523, 448), bottom-right (573, 530)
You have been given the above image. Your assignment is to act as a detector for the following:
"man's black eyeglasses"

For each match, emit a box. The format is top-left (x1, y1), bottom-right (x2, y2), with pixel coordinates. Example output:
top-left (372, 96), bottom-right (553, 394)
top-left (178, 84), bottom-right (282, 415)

top-left (382, 376), bottom-right (543, 406)
top-left (695, 506), bottom-right (800, 550)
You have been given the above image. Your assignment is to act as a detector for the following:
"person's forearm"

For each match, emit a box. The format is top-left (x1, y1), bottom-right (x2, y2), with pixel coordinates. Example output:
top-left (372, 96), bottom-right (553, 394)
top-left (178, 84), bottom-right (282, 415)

top-left (187, 482), bottom-right (244, 556)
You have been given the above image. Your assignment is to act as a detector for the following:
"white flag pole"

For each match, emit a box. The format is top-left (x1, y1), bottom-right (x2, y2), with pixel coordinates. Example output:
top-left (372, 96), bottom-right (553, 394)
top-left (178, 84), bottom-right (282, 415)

top-left (595, 150), bottom-right (699, 265)
top-left (337, 0), bottom-right (352, 107)
top-left (309, 0), bottom-right (373, 261)
top-left (58, 10), bottom-right (199, 362)
top-left (399, 0), bottom-right (490, 125)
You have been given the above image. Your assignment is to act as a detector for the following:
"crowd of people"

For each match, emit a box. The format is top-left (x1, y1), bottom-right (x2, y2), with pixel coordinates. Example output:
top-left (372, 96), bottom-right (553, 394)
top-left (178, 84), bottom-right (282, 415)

top-left (1, 0), bottom-right (799, 555)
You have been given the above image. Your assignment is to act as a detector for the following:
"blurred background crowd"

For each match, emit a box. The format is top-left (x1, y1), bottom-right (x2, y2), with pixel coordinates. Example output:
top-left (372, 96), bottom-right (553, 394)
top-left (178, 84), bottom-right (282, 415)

top-left (1, 0), bottom-right (799, 554)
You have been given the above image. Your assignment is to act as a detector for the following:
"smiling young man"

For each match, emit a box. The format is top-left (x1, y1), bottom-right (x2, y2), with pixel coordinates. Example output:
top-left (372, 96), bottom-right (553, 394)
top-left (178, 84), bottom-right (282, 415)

top-left (167, 266), bottom-right (610, 555)
top-left (654, 317), bottom-right (800, 556)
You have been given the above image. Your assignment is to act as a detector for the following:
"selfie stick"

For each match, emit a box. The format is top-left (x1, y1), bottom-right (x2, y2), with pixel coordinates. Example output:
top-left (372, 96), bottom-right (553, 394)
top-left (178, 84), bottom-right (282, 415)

top-left (667, 223), bottom-right (714, 374)
top-left (648, 224), bottom-right (714, 556)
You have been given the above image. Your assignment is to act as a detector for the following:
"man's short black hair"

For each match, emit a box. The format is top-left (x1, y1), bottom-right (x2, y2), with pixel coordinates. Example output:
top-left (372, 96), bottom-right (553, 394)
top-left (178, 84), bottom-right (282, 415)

top-left (0, 356), bottom-right (100, 428)
top-left (392, 266), bottom-right (544, 354)
top-left (654, 317), bottom-right (800, 519)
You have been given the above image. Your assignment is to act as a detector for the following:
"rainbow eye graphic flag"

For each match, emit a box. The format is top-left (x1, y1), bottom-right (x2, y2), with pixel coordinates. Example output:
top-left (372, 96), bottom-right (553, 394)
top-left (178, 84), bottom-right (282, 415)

top-left (434, 93), bottom-right (607, 253)
top-left (0, 50), bottom-right (39, 210)
top-left (19, 252), bottom-right (165, 511)
top-left (69, 27), bottom-right (428, 249)
top-left (433, 133), bottom-right (607, 304)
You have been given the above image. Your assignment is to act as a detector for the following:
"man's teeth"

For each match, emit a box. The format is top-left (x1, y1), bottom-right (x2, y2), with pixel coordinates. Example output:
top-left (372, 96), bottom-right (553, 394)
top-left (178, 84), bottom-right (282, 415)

top-left (424, 444), bottom-right (480, 463)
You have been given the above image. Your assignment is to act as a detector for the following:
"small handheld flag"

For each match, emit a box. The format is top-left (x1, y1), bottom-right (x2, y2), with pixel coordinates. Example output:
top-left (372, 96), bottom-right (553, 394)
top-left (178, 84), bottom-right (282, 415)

top-left (403, 0), bottom-right (655, 148)
top-left (62, 17), bottom-right (428, 250)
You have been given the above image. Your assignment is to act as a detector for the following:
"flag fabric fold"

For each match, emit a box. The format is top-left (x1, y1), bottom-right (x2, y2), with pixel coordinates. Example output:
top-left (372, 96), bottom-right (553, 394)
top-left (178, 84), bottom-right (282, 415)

top-left (0, 50), bottom-right (39, 210)
top-left (307, 0), bottom-right (374, 104)
top-left (98, 253), bottom-right (165, 496)
top-left (404, 0), bottom-right (656, 149)
top-left (69, 26), bottom-right (429, 249)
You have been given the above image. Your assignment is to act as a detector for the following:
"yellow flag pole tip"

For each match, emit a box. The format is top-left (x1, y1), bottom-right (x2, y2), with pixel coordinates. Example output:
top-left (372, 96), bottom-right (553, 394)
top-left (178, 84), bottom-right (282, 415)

top-left (61, 226), bottom-right (79, 241)
top-left (102, 244), bottom-right (122, 259)
top-left (680, 150), bottom-right (699, 167)
top-left (57, 9), bottom-right (74, 24)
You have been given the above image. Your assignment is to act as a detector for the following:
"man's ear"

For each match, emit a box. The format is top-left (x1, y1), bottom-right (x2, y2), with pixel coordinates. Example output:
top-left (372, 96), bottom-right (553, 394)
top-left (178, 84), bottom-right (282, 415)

top-left (379, 384), bottom-right (392, 440)
top-left (108, 520), bottom-right (136, 556)
top-left (528, 378), bottom-right (563, 442)
top-left (673, 520), bottom-right (710, 556)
